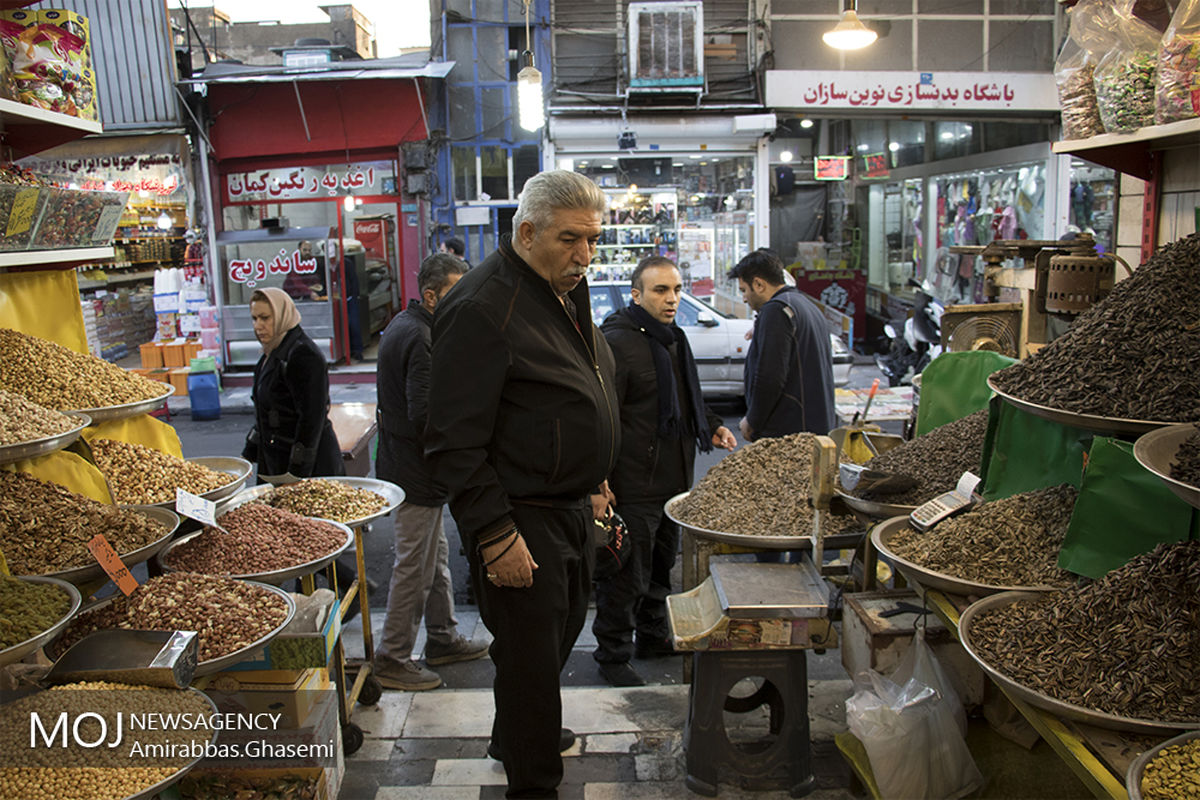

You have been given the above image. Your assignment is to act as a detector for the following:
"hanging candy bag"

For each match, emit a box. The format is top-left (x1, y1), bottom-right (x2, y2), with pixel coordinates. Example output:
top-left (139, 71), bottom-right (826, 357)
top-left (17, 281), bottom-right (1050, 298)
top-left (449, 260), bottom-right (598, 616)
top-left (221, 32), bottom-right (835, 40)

top-left (1156, 0), bottom-right (1200, 124)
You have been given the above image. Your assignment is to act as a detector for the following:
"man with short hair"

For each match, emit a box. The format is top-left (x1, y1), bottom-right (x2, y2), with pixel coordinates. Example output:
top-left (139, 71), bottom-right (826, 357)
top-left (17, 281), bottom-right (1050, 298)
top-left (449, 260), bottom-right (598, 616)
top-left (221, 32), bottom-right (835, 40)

top-left (593, 257), bottom-right (736, 687)
top-left (374, 253), bottom-right (487, 691)
top-left (439, 236), bottom-right (467, 262)
top-left (427, 170), bottom-right (619, 798)
top-left (729, 248), bottom-right (836, 440)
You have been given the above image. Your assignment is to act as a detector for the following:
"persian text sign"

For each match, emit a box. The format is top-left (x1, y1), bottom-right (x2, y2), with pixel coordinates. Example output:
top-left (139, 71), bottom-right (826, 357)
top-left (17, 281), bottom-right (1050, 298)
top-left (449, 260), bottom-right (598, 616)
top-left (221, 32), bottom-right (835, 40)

top-left (228, 247), bottom-right (319, 289)
top-left (225, 162), bottom-right (393, 203)
top-left (765, 71), bottom-right (1059, 111)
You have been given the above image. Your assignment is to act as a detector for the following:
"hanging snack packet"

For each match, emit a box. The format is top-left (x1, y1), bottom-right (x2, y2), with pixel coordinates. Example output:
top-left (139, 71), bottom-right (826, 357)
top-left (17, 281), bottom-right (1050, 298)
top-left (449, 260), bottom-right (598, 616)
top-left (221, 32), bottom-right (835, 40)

top-left (1156, 0), bottom-right (1200, 124)
top-left (1094, 6), bottom-right (1162, 132)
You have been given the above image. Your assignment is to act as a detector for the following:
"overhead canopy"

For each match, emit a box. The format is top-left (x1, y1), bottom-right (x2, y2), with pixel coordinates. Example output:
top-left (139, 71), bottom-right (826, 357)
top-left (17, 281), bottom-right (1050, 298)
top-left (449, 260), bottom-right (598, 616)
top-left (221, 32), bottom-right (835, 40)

top-left (181, 56), bottom-right (454, 86)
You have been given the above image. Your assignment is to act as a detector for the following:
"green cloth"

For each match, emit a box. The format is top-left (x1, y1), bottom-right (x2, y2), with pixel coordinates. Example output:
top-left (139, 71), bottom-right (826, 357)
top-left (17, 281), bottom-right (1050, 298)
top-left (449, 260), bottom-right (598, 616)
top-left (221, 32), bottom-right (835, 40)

top-left (915, 351), bottom-right (1018, 437)
top-left (979, 397), bottom-right (1087, 501)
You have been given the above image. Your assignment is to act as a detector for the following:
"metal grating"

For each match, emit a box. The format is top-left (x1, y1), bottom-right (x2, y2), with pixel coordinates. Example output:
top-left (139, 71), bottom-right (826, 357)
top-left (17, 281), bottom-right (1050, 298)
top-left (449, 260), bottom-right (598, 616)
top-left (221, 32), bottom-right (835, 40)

top-left (629, 1), bottom-right (703, 89)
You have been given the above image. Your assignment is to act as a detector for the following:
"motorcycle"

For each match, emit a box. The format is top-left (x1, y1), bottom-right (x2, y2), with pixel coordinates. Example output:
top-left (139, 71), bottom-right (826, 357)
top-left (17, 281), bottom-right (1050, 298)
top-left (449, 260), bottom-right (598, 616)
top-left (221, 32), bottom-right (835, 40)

top-left (876, 279), bottom-right (944, 387)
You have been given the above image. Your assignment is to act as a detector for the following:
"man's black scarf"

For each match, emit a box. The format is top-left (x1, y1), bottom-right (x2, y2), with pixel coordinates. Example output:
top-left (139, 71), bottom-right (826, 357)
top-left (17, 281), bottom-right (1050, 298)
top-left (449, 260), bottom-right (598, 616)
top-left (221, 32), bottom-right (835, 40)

top-left (623, 304), bottom-right (712, 453)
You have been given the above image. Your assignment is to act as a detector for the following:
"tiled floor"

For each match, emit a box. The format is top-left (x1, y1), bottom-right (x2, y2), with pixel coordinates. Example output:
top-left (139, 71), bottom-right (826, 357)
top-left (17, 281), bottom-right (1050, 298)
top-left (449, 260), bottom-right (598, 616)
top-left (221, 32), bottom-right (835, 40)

top-left (338, 609), bottom-right (861, 799)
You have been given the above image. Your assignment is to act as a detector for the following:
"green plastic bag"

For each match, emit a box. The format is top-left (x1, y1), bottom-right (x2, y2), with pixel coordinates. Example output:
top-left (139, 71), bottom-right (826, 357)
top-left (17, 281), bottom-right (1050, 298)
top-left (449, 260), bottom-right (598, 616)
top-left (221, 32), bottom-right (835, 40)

top-left (1059, 436), bottom-right (1199, 579)
top-left (979, 397), bottom-right (1088, 501)
top-left (915, 351), bottom-right (1019, 437)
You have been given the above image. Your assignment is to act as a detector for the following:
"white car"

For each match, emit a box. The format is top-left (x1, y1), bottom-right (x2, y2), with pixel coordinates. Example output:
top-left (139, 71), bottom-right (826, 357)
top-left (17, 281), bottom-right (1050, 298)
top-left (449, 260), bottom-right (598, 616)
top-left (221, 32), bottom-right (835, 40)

top-left (589, 281), bottom-right (853, 399)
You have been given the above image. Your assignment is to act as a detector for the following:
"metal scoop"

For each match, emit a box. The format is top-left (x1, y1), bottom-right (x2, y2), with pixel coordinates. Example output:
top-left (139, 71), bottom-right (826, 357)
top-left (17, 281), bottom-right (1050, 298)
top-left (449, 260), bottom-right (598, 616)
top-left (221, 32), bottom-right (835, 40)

top-left (44, 630), bottom-right (199, 689)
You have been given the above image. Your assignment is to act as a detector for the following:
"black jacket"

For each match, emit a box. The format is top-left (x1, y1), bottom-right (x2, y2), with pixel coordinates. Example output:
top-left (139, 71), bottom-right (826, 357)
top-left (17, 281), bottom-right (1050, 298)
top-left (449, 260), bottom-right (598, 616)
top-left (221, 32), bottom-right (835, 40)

top-left (601, 310), bottom-right (723, 503)
top-left (243, 325), bottom-right (344, 478)
top-left (376, 300), bottom-right (443, 506)
top-left (744, 286), bottom-right (837, 439)
top-left (425, 235), bottom-right (620, 548)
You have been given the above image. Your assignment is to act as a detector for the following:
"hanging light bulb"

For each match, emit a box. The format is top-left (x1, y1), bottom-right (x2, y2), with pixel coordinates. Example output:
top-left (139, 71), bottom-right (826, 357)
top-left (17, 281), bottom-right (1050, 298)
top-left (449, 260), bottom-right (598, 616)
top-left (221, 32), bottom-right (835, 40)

top-left (343, 196), bottom-right (355, 212)
top-left (517, 52), bottom-right (544, 131)
top-left (156, 211), bottom-right (172, 230)
top-left (780, 151), bottom-right (794, 163)
top-left (823, 0), bottom-right (877, 50)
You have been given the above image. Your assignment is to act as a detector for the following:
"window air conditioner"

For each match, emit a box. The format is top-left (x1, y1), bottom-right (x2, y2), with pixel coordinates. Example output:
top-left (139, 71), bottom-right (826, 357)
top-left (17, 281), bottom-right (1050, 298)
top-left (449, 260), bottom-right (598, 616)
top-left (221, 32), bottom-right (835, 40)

top-left (628, 1), bottom-right (704, 93)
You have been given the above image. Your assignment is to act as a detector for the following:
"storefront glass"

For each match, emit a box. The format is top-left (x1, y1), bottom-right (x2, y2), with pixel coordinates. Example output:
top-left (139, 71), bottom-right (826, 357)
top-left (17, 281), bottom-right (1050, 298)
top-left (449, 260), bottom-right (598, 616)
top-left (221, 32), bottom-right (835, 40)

top-left (882, 178), bottom-right (924, 294)
top-left (1069, 160), bottom-right (1116, 253)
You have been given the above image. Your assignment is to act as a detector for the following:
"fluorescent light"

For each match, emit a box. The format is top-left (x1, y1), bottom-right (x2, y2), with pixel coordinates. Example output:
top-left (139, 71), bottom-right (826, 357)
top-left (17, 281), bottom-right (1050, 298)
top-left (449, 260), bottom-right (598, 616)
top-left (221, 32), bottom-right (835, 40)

top-left (558, 158), bottom-right (575, 171)
top-left (857, 144), bottom-right (869, 151)
top-left (780, 151), bottom-right (794, 163)
top-left (517, 65), bottom-right (544, 131)
top-left (888, 142), bottom-right (900, 152)
top-left (799, 119), bottom-right (814, 129)
top-left (940, 131), bottom-right (955, 140)
top-left (823, 8), bottom-right (877, 50)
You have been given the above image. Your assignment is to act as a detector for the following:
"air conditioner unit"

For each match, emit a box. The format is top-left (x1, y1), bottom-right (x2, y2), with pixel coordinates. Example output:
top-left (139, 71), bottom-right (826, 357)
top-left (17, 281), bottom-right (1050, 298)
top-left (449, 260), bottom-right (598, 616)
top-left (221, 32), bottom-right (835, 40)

top-left (628, 1), bottom-right (704, 93)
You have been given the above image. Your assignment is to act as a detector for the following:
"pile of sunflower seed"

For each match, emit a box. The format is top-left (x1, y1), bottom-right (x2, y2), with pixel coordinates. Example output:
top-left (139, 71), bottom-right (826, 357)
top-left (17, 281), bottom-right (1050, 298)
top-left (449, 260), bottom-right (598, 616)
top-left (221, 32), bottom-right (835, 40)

top-left (1170, 423), bottom-right (1200, 487)
top-left (968, 540), bottom-right (1200, 721)
top-left (847, 410), bottom-right (989, 506)
top-left (886, 484), bottom-right (1078, 588)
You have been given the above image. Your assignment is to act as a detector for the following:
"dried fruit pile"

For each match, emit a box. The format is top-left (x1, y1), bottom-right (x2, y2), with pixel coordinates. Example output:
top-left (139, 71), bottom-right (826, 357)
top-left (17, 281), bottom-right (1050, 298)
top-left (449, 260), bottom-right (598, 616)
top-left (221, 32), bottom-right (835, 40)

top-left (90, 438), bottom-right (232, 505)
top-left (165, 503), bottom-right (347, 575)
top-left (0, 388), bottom-right (78, 446)
top-left (0, 576), bottom-right (72, 649)
top-left (262, 478), bottom-right (388, 523)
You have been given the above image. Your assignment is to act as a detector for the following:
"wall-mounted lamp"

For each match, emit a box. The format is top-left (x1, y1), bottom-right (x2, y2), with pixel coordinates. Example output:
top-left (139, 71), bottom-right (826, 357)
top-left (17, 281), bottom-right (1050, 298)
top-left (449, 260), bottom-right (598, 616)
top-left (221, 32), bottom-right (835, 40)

top-left (823, 0), bottom-right (877, 50)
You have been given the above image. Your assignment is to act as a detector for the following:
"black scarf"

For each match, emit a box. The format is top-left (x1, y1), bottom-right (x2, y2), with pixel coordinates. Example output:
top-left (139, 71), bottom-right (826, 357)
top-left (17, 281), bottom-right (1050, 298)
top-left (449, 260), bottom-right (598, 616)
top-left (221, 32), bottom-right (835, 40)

top-left (623, 304), bottom-right (712, 453)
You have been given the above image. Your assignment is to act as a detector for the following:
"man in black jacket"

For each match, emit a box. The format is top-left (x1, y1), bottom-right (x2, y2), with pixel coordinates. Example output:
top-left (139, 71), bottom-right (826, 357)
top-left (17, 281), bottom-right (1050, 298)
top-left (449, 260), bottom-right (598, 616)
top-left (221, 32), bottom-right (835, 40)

top-left (730, 249), bottom-right (836, 440)
top-left (593, 257), bottom-right (737, 687)
top-left (426, 170), bottom-right (619, 799)
top-left (374, 253), bottom-right (487, 691)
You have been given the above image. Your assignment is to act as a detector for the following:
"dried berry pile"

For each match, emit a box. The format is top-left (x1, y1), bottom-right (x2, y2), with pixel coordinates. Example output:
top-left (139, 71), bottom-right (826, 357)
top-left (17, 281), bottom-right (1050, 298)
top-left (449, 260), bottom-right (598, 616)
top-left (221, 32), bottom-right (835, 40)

top-left (165, 503), bottom-right (347, 576)
top-left (846, 410), bottom-right (989, 506)
top-left (887, 484), bottom-right (1078, 588)
top-left (55, 573), bottom-right (290, 663)
top-left (0, 328), bottom-right (166, 410)
top-left (262, 478), bottom-right (388, 523)
top-left (0, 388), bottom-right (78, 446)
top-left (0, 471), bottom-right (167, 575)
top-left (991, 234), bottom-right (1200, 422)
top-left (90, 438), bottom-right (233, 505)
top-left (1171, 424), bottom-right (1200, 487)
top-left (0, 576), bottom-right (72, 649)
top-left (969, 541), bottom-right (1200, 722)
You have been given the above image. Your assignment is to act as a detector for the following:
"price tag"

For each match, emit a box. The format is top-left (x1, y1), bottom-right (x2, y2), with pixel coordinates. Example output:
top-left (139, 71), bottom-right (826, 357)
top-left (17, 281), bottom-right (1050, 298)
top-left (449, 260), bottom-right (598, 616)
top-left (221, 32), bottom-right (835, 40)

top-left (87, 534), bottom-right (139, 596)
top-left (6, 188), bottom-right (40, 237)
top-left (176, 488), bottom-right (217, 526)
top-left (92, 205), bottom-right (123, 241)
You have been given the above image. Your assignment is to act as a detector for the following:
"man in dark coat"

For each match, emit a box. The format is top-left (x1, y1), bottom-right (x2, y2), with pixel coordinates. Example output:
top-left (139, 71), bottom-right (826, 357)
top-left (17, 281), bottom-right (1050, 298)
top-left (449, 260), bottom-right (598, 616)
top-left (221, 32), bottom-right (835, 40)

top-left (374, 253), bottom-right (487, 691)
top-left (729, 249), bottom-right (837, 440)
top-left (593, 257), bottom-right (737, 687)
top-left (426, 170), bottom-right (619, 799)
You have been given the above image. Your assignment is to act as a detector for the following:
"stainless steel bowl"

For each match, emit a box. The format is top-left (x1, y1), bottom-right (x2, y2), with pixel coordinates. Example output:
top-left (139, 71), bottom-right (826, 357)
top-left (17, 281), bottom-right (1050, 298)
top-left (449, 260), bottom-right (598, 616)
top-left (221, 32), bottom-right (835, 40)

top-left (36, 507), bottom-right (180, 585)
top-left (70, 384), bottom-right (175, 424)
top-left (219, 476), bottom-right (404, 528)
top-left (0, 576), bottom-right (82, 667)
top-left (1133, 424), bottom-right (1200, 511)
top-left (0, 411), bottom-right (90, 465)
top-left (1126, 729), bottom-right (1200, 800)
top-left (988, 376), bottom-right (1184, 436)
top-left (837, 489), bottom-right (917, 520)
top-left (126, 456), bottom-right (253, 510)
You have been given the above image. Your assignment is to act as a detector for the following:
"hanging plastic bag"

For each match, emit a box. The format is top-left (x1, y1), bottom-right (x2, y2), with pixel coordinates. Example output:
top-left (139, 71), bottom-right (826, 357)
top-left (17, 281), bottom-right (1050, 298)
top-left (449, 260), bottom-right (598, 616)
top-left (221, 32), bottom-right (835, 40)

top-left (1155, 0), bottom-right (1200, 123)
top-left (845, 629), bottom-right (983, 800)
top-left (1094, 4), bottom-right (1163, 132)
top-left (1056, 38), bottom-right (1104, 140)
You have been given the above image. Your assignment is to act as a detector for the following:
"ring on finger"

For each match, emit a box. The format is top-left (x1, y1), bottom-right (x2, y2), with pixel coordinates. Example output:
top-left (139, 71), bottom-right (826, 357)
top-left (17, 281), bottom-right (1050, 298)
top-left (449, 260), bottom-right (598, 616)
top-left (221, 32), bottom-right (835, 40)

top-left (486, 572), bottom-right (498, 580)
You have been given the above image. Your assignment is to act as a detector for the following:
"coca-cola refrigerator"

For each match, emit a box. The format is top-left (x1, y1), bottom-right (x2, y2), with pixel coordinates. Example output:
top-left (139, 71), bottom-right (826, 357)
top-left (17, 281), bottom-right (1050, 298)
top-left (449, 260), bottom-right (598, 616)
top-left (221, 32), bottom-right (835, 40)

top-left (353, 215), bottom-right (398, 333)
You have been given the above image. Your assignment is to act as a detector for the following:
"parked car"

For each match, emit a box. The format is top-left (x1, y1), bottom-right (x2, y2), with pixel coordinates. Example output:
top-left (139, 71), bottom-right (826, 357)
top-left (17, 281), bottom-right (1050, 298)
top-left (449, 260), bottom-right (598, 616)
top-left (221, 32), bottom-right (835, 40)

top-left (588, 281), bottom-right (853, 399)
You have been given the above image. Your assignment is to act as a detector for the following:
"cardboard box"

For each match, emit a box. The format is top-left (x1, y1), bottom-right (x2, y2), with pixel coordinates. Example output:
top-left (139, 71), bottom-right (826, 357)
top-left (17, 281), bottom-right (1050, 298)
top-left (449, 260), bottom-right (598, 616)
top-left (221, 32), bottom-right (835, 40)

top-left (206, 667), bottom-right (330, 727)
top-left (139, 341), bottom-right (163, 368)
top-left (225, 593), bottom-right (341, 672)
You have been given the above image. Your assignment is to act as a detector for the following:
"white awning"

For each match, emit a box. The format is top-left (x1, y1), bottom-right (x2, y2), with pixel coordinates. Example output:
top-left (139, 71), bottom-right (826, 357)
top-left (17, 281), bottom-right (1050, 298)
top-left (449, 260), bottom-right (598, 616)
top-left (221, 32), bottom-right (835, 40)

top-left (181, 59), bottom-right (455, 86)
top-left (548, 113), bottom-right (775, 154)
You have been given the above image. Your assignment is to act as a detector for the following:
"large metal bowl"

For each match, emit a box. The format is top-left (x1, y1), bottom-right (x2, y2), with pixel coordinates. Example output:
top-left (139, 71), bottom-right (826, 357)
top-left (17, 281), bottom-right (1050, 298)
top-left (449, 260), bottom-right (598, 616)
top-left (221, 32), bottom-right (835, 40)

top-left (0, 576), bottom-right (82, 667)
top-left (1133, 424), bottom-right (1200, 511)
top-left (220, 476), bottom-right (404, 528)
top-left (0, 412), bottom-right (91, 465)
top-left (836, 489), bottom-right (918, 520)
top-left (664, 491), bottom-right (819, 549)
top-left (157, 518), bottom-right (354, 586)
top-left (1126, 729), bottom-right (1200, 800)
top-left (34, 507), bottom-right (180, 586)
top-left (125, 456), bottom-right (253, 510)
top-left (70, 384), bottom-right (175, 424)
top-left (871, 516), bottom-right (1064, 597)
top-left (987, 376), bottom-right (1184, 436)
top-left (122, 687), bottom-right (219, 800)
top-left (958, 591), bottom-right (1200, 735)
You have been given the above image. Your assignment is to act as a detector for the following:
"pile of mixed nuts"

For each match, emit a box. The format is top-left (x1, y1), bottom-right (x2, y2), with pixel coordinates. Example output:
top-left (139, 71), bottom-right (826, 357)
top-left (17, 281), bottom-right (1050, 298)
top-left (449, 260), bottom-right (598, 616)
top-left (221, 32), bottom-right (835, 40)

top-left (90, 438), bottom-right (233, 505)
top-left (262, 478), bottom-right (388, 523)
top-left (0, 388), bottom-right (78, 446)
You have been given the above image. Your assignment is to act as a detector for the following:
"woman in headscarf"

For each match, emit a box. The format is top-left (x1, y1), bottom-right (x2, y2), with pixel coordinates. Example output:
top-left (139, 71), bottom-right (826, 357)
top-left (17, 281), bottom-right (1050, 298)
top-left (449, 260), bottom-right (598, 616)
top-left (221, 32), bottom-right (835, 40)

top-left (241, 287), bottom-right (344, 481)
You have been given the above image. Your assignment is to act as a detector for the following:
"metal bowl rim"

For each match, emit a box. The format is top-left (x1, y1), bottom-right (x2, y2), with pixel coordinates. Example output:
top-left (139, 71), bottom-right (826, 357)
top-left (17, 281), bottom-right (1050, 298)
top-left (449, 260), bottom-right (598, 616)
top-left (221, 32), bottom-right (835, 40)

top-left (1125, 729), bottom-right (1200, 800)
top-left (68, 384), bottom-right (176, 423)
top-left (988, 375), bottom-right (1187, 435)
top-left (0, 411), bottom-right (91, 465)
top-left (124, 455), bottom-right (253, 510)
top-left (1132, 424), bottom-right (1200, 511)
top-left (219, 476), bottom-right (404, 527)
top-left (836, 488), bottom-right (918, 518)
top-left (0, 575), bottom-right (83, 666)
top-left (30, 507), bottom-right (180, 584)
top-left (663, 491), bottom-right (819, 549)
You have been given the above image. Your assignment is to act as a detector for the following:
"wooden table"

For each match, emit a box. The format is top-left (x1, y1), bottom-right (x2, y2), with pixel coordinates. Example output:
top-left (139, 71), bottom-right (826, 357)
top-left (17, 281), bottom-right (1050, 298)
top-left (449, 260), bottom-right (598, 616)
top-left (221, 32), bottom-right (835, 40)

top-left (329, 402), bottom-right (377, 477)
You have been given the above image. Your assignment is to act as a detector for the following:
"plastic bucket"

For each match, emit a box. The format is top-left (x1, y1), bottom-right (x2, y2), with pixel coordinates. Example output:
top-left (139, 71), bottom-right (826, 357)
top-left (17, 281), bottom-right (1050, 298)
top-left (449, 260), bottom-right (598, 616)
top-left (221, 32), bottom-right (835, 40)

top-left (187, 369), bottom-right (220, 420)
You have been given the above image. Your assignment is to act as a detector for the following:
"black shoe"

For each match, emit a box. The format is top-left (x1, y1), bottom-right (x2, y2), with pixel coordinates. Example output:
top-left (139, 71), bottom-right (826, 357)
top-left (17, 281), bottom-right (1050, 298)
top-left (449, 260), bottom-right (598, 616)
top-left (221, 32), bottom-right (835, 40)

top-left (634, 636), bottom-right (676, 659)
top-left (487, 728), bottom-right (575, 760)
top-left (598, 661), bottom-right (646, 687)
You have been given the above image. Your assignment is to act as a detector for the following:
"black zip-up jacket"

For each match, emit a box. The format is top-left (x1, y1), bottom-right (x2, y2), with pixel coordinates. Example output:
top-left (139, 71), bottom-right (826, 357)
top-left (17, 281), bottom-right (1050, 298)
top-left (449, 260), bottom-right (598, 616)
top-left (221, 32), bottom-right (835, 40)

top-left (376, 300), bottom-right (444, 506)
top-left (601, 310), bottom-right (723, 503)
top-left (425, 235), bottom-right (620, 548)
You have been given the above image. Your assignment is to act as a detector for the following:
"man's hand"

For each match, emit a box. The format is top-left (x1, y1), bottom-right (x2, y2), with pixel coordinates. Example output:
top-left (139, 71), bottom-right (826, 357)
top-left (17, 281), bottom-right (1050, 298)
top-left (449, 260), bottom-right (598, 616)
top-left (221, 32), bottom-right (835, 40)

top-left (712, 426), bottom-right (737, 451)
top-left (590, 479), bottom-right (616, 520)
top-left (738, 416), bottom-right (753, 441)
top-left (482, 532), bottom-right (538, 588)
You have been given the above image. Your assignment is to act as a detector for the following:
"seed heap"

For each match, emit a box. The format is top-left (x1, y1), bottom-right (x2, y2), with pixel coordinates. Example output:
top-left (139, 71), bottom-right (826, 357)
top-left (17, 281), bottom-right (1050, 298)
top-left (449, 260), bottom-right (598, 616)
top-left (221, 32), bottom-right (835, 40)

top-left (886, 484), bottom-right (1078, 588)
top-left (262, 479), bottom-right (388, 523)
top-left (90, 438), bottom-right (233, 505)
top-left (1140, 737), bottom-right (1200, 800)
top-left (0, 328), bottom-right (166, 410)
top-left (1170, 424), bottom-right (1200, 487)
top-left (846, 410), bottom-right (989, 506)
top-left (0, 681), bottom-right (212, 800)
top-left (0, 576), bottom-right (72, 649)
top-left (991, 233), bottom-right (1200, 422)
top-left (55, 573), bottom-right (290, 663)
top-left (969, 541), bottom-right (1200, 722)
top-left (165, 503), bottom-right (347, 576)
top-left (0, 389), bottom-right (78, 446)
top-left (0, 471), bottom-right (167, 575)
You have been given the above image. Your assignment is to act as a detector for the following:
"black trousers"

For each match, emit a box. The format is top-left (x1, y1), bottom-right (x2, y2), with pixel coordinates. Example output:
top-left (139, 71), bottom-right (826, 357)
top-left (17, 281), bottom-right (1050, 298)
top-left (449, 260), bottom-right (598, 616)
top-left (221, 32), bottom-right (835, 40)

top-left (592, 500), bottom-right (677, 664)
top-left (473, 502), bottom-right (593, 799)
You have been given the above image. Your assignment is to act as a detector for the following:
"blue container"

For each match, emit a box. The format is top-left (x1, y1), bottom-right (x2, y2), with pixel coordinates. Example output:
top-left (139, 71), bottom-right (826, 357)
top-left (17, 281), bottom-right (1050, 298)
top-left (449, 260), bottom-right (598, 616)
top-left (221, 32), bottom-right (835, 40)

top-left (187, 369), bottom-right (221, 421)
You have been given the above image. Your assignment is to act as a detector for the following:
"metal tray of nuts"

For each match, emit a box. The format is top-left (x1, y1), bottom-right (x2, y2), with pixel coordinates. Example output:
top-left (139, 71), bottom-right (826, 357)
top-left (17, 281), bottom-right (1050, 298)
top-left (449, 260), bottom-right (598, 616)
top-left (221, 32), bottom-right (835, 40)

top-left (70, 384), bottom-right (176, 424)
top-left (836, 489), bottom-right (917, 520)
top-left (221, 476), bottom-right (404, 528)
top-left (1125, 729), bottom-right (1200, 800)
top-left (959, 592), bottom-right (1200, 735)
top-left (130, 456), bottom-right (254, 510)
top-left (664, 491), bottom-right (818, 549)
top-left (871, 516), bottom-right (1060, 597)
top-left (1133, 424), bottom-right (1200, 511)
top-left (39, 507), bottom-right (180, 586)
top-left (123, 687), bottom-right (219, 800)
top-left (988, 376), bottom-right (1184, 436)
top-left (0, 576), bottom-right (83, 667)
top-left (156, 518), bottom-right (355, 586)
top-left (0, 411), bottom-right (91, 465)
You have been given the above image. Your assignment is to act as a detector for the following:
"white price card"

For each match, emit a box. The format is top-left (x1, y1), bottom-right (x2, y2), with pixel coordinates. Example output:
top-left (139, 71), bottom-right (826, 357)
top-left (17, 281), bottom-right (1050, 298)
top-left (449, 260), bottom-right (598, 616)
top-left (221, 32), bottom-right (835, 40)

top-left (176, 488), bottom-right (217, 526)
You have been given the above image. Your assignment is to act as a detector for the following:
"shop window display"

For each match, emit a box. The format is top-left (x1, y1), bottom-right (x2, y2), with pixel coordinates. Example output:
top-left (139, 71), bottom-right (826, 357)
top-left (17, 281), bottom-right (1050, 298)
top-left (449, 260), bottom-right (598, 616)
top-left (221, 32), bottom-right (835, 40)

top-left (882, 179), bottom-right (924, 296)
top-left (1068, 161), bottom-right (1115, 253)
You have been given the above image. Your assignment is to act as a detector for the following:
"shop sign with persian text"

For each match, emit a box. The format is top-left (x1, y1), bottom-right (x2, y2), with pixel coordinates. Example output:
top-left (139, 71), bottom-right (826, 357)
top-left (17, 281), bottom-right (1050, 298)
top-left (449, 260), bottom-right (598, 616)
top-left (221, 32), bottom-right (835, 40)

top-left (765, 71), bottom-right (1058, 111)
top-left (225, 162), bottom-right (394, 203)
top-left (227, 246), bottom-right (319, 289)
